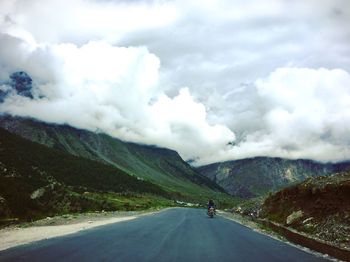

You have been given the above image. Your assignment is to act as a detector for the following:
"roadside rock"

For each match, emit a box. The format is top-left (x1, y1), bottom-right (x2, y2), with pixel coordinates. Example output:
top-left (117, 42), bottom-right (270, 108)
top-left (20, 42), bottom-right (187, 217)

top-left (286, 210), bottom-right (303, 225)
top-left (0, 196), bottom-right (11, 217)
top-left (30, 188), bottom-right (46, 200)
top-left (302, 217), bottom-right (313, 224)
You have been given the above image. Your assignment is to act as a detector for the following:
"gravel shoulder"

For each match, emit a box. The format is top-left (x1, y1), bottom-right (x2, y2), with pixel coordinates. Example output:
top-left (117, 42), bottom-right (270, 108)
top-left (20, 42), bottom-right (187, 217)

top-left (217, 210), bottom-right (339, 261)
top-left (0, 208), bottom-right (166, 251)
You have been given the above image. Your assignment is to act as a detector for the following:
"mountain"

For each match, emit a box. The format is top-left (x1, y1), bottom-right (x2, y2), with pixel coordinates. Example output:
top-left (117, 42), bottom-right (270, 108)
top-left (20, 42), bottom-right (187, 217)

top-left (260, 172), bottom-right (350, 249)
top-left (9, 71), bottom-right (33, 98)
top-left (0, 127), bottom-right (170, 222)
top-left (0, 71), bottom-right (33, 101)
top-left (0, 115), bottom-right (229, 203)
top-left (197, 157), bottom-right (350, 198)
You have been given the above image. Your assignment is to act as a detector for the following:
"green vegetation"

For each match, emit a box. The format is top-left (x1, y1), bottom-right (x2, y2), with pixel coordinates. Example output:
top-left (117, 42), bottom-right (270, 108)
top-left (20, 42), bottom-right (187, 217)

top-left (0, 127), bottom-right (173, 223)
top-left (0, 122), bottom-right (237, 224)
top-left (0, 115), bottom-right (227, 202)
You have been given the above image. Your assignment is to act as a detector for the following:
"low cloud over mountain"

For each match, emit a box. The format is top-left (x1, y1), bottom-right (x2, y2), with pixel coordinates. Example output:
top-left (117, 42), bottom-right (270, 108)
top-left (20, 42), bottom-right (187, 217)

top-left (0, 0), bottom-right (350, 165)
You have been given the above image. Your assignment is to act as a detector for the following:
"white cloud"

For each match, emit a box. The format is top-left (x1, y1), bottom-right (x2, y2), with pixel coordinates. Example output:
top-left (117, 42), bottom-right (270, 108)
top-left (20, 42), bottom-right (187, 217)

top-left (0, 0), bottom-right (178, 44)
top-left (226, 67), bottom-right (350, 163)
top-left (1, 0), bottom-right (350, 165)
top-left (0, 37), bottom-right (235, 163)
top-left (147, 88), bottom-right (235, 160)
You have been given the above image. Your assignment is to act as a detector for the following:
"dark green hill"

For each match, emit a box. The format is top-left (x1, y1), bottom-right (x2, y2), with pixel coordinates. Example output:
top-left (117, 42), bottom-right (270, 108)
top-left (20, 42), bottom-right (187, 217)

top-left (261, 172), bottom-right (350, 249)
top-left (0, 115), bottom-right (230, 202)
top-left (0, 127), bottom-right (168, 222)
top-left (197, 157), bottom-right (350, 198)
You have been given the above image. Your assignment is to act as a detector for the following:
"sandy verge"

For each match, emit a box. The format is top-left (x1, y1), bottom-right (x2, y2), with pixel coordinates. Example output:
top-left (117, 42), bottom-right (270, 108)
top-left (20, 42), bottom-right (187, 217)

top-left (0, 209), bottom-right (164, 251)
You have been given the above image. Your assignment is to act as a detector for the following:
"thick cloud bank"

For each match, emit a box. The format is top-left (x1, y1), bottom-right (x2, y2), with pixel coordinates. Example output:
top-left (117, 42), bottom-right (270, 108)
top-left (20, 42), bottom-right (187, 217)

top-left (0, 38), bottom-right (235, 163)
top-left (229, 68), bottom-right (350, 163)
top-left (1, 0), bottom-right (350, 165)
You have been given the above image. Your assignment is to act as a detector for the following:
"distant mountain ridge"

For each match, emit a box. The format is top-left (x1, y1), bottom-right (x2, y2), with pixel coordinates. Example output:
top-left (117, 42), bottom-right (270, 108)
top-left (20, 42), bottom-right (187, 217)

top-left (0, 115), bottom-right (226, 201)
top-left (197, 157), bottom-right (350, 198)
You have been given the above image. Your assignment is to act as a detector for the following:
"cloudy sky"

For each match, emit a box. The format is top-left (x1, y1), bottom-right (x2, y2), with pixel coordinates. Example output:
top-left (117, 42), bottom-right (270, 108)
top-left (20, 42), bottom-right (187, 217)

top-left (1, 0), bottom-right (350, 165)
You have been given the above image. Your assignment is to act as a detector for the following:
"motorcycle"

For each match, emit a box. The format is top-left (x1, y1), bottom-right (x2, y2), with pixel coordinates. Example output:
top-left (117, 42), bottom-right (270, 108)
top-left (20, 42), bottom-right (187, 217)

top-left (207, 207), bottom-right (215, 218)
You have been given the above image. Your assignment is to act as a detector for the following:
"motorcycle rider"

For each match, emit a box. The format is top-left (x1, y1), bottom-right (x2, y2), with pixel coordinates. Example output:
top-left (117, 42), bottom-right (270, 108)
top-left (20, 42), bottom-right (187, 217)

top-left (207, 199), bottom-right (216, 214)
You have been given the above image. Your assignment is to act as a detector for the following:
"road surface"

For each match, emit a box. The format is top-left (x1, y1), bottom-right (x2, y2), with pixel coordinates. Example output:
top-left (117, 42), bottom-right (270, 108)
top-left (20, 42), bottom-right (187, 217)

top-left (0, 208), bottom-right (327, 262)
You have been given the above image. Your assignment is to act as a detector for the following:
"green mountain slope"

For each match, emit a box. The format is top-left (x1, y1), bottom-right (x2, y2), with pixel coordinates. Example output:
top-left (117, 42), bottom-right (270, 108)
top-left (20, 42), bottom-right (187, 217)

top-left (197, 157), bottom-right (350, 198)
top-left (0, 115), bottom-right (229, 201)
top-left (261, 172), bottom-right (350, 249)
top-left (0, 127), bottom-right (169, 222)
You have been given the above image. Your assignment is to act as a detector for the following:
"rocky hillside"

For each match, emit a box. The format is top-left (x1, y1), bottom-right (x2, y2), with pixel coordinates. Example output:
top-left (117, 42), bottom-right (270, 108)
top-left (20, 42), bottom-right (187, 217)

top-left (0, 115), bottom-right (229, 201)
top-left (0, 71), bottom-right (33, 102)
top-left (0, 127), bottom-right (170, 222)
top-left (261, 172), bottom-right (350, 249)
top-left (197, 157), bottom-right (350, 198)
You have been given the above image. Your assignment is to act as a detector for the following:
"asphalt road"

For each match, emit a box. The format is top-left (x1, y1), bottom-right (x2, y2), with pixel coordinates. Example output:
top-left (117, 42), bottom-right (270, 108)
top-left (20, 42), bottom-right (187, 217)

top-left (0, 208), bottom-right (327, 262)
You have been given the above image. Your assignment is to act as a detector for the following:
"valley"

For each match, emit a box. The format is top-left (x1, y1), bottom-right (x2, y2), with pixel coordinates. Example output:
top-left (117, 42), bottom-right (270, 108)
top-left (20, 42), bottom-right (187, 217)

top-left (1, 115), bottom-right (349, 260)
top-left (0, 115), bottom-right (235, 224)
top-left (0, 115), bottom-right (226, 200)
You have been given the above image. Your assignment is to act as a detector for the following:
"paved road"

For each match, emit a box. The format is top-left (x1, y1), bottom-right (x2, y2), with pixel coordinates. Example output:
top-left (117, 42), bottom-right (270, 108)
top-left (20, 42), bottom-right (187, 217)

top-left (0, 208), bottom-right (327, 262)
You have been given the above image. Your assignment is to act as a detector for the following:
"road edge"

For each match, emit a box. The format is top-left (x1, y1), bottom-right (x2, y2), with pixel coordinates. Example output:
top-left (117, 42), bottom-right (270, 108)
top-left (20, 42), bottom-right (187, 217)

top-left (217, 210), bottom-right (339, 261)
top-left (0, 208), bottom-right (172, 252)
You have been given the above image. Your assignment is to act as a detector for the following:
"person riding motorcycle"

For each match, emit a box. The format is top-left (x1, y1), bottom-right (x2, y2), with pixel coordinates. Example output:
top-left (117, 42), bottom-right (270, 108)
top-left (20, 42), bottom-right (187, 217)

top-left (207, 199), bottom-right (216, 214)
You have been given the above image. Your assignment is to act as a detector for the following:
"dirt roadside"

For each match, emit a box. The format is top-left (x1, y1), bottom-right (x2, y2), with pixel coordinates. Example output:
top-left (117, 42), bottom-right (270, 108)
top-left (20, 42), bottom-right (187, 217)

top-left (0, 208), bottom-right (167, 251)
